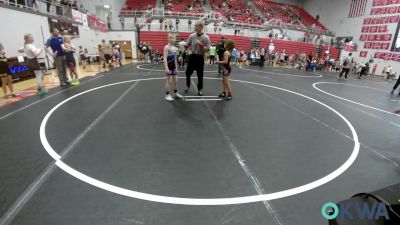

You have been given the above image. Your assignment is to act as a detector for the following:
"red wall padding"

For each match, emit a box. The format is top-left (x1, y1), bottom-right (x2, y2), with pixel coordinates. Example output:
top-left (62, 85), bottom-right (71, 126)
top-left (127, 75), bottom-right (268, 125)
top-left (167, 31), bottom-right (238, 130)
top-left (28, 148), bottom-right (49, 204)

top-left (139, 31), bottom-right (339, 60)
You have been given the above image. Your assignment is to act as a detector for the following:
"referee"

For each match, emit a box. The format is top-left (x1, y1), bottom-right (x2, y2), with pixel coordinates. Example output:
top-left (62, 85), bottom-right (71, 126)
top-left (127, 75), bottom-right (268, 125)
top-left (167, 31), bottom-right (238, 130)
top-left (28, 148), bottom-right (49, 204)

top-left (184, 20), bottom-right (211, 96)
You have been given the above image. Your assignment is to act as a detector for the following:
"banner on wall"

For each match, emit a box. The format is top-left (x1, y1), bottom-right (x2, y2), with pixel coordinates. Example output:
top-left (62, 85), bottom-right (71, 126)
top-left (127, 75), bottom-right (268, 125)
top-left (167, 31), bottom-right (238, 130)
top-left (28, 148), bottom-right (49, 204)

top-left (371, 6), bottom-right (400, 15)
top-left (81, 14), bottom-right (89, 31)
top-left (373, 0), bottom-right (400, 6)
top-left (72, 9), bottom-right (82, 23)
top-left (361, 25), bottom-right (388, 33)
top-left (97, 20), bottom-right (108, 32)
top-left (361, 34), bottom-right (392, 41)
top-left (363, 15), bottom-right (399, 24)
top-left (360, 51), bottom-right (368, 57)
top-left (344, 43), bottom-right (357, 52)
top-left (87, 15), bottom-right (98, 30)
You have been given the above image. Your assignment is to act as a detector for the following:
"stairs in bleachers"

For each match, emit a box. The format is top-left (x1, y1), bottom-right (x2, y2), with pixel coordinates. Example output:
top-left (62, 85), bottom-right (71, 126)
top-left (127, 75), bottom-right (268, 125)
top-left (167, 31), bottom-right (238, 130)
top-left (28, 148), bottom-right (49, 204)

top-left (139, 31), bottom-right (339, 59)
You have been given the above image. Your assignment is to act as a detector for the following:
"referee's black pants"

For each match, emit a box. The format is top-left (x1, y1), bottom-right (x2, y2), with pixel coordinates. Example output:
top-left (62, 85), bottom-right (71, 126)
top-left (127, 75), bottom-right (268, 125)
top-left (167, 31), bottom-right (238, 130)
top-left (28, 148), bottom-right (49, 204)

top-left (186, 54), bottom-right (204, 90)
top-left (393, 76), bottom-right (400, 92)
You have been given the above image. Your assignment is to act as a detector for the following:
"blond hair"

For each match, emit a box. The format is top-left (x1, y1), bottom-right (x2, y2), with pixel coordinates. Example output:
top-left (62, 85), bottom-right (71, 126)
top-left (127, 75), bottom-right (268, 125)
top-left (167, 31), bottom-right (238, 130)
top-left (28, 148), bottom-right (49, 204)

top-left (168, 33), bottom-right (176, 40)
top-left (24, 33), bottom-right (32, 41)
top-left (195, 20), bottom-right (204, 28)
top-left (63, 35), bottom-right (71, 43)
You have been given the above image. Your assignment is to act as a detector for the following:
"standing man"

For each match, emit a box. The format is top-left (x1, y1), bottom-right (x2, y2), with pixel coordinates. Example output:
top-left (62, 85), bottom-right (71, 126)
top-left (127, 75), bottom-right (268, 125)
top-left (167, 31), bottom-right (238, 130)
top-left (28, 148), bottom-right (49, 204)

top-left (188, 18), bottom-right (192, 31)
top-left (216, 36), bottom-right (225, 74)
top-left (260, 47), bottom-right (266, 67)
top-left (339, 53), bottom-right (352, 80)
top-left (101, 40), bottom-right (112, 68)
top-left (175, 18), bottom-right (180, 31)
top-left (184, 20), bottom-right (211, 96)
top-left (45, 28), bottom-right (69, 86)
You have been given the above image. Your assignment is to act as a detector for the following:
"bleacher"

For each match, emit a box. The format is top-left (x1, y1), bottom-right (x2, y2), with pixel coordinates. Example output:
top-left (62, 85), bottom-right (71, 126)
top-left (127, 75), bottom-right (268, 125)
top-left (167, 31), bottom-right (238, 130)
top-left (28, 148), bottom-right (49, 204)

top-left (252, 0), bottom-right (327, 30)
top-left (123, 0), bottom-right (156, 10)
top-left (165, 0), bottom-right (204, 13)
top-left (139, 31), bottom-right (338, 60)
top-left (211, 0), bottom-right (263, 25)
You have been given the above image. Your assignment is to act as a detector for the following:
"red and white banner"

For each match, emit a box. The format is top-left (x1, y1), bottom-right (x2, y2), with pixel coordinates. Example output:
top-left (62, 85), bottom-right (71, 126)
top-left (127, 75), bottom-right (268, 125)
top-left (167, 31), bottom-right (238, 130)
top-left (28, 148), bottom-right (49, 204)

top-left (97, 20), bottom-right (108, 32)
top-left (374, 52), bottom-right (400, 61)
top-left (349, 0), bottom-right (368, 18)
top-left (371, 6), bottom-right (400, 15)
top-left (373, 0), bottom-right (400, 6)
top-left (360, 51), bottom-right (368, 57)
top-left (360, 34), bottom-right (392, 41)
top-left (344, 43), bottom-right (357, 52)
top-left (361, 25), bottom-right (388, 33)
top-left (364, 42), bottom-right (391, 49)
top-left (363, 15), bottom-right (399, 24)
top-left (72, 9), bottom-right (82, 24)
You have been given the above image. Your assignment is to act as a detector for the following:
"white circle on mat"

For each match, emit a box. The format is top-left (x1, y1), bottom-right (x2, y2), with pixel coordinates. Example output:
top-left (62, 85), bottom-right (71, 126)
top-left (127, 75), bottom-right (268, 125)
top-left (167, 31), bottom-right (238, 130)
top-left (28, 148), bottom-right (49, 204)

top-left (40, 77), bottom-right (360, 205)
top-left (137, 64), bottom-right (218, 73)
top-left (313, 82), bottom-right (400, 117)
top-left (239, 66), bottom-right (323, 78)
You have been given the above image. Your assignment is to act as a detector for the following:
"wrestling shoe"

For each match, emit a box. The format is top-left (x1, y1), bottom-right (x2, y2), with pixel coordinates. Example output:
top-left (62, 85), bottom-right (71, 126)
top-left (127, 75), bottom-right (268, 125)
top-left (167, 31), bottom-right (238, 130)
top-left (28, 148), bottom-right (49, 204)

top-left (165, 94), bottom-right (174, 102)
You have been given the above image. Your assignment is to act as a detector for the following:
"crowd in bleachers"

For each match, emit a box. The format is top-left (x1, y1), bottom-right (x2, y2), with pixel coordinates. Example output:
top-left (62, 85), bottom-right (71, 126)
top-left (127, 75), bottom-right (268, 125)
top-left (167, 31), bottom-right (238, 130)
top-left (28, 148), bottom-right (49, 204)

top-left (122, 0), bottom-right (156, 11)
top-left (165, 0), bottom-right (204, 13)
top-left (211, 0), bottom-right (263, 25)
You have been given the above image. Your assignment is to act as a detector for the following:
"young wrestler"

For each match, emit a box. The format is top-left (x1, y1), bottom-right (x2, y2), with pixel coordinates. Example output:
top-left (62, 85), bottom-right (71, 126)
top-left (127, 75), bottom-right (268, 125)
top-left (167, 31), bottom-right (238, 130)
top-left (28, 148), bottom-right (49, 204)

top-left (163, 33), bottom-right (183, 102)
top-left (217, 39), bottom-right (235, 101)
top-left (62, 35), bottom-right (79, 85)
top-left (23, 34), bottom-right (48, 95)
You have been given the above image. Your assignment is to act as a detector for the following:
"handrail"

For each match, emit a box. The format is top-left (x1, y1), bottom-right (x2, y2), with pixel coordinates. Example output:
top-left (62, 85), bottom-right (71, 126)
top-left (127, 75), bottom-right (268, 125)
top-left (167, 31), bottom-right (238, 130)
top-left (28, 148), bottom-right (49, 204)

top-left (118, 8), bottom-right (334, 37)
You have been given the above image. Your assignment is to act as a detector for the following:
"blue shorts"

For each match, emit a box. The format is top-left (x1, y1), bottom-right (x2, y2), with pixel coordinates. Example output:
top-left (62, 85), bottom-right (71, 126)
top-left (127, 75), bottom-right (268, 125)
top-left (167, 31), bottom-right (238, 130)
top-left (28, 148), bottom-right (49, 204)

top-left (167, 69), bottom-right (177, 76)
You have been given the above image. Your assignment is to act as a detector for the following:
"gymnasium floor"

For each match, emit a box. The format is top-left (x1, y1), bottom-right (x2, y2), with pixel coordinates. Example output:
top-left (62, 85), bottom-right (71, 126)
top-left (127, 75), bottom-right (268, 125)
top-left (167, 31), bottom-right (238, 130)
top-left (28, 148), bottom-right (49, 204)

top-left (0, 63), bottom-right (399, 225)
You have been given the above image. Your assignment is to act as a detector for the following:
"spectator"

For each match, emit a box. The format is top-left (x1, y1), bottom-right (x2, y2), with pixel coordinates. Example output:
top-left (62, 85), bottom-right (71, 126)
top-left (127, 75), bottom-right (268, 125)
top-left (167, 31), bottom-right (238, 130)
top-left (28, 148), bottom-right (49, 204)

top-left (72, 0), bottom-right (78, 10)
top-left (260, 47), bottom-right (266, 67)
top-left (79, 46), bottom-right (87, 69)
top-left (209, 44), bottom-right (216, 65)
top-left (213, 22), bottom-right (218, 33)
top-left (0, 42), bottom-right (17, 98)
top-left (61, 35), bottom-right (80, 85)
top-left (120, 16), bottom-right (125, 30)
top-left (159, 18), bottom-right (164, 30)
top-left (176, 18), bottom-right (180, 31)
top-left (45, 28), bottom-right (69, 86)
top-left (188, 18), bottom-right (192, 30)
top-left (100, 39), bottom-right (112, 68)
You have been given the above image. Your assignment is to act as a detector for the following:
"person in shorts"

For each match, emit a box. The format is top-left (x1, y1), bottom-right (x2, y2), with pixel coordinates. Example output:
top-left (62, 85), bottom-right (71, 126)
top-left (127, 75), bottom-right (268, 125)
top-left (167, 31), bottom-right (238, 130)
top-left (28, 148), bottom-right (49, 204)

top-left (23, 34), bottom-right (48, 95)
top-left (217, 39), bottom-right (235, 101)
top-left (62, 35), bottom-right (79, 85)
top-left (163, 33), bottom-right (183, 102)
top-left (79, 46), bottom-right (87, 69)
top-left (0, 42), bottom-right (17, 98)
top-left (101, 39), bottom-right (112, 68)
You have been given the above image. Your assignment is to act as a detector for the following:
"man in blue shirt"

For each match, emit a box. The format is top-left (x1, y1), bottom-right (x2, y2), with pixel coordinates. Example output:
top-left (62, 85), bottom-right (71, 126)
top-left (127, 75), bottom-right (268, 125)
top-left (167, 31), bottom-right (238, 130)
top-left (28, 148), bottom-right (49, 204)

top-left (45, 28), bottom-right (69, 86)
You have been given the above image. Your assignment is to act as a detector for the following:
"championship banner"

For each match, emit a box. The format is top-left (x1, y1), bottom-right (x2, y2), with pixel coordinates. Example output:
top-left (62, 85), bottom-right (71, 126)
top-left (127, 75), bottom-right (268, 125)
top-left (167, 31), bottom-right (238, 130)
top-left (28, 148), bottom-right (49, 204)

top-left (383, 53), bottom-right (393, 60)
top-left (373, 0), bottom-right (400, 6)
top-left (370, 26), bottom-right (379, 32)
top-left (87, 15), bottom-right (98, 30)
top-left (364, 42), bottom-right (372, 48)
top-left (378, 25), bottom-right (388, 32)
top-left (364, 16), bottom-right (399, 24)
top-left (81, 14), bottom-right (89, 31)
top-left (371, 6), bottom-right (400, 15)
top-left (392, 54), bottom-right (400, 61)
top-left (344, 43), bottom-right (357, 52)
top-left (389, 15), bottom-right (400, 23)
top-left (360, 34), bottom-right (368, 41)
top-left (97, 20), bottom-right (108, 32)
top-left (361, 25), bottom-right (388, 33)
top-left (374, 52), bottom-right (384, 58)
top-left (381, 42), bottom-right (390, 49)
top-left (361, 26), bottom-right (370, 32)
top-left (359, 51), bottom-right (368, 57)
top-left (72, 9), bottom-right (82, 23)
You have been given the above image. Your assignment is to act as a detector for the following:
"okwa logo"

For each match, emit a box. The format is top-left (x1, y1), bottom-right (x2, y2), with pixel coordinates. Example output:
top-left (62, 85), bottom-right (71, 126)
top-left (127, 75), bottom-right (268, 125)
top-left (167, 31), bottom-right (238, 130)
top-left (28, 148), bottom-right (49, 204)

top-left (9, 65), bottom-right (28, 74)
top-left (322, 202), bottom-right (390, 220)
